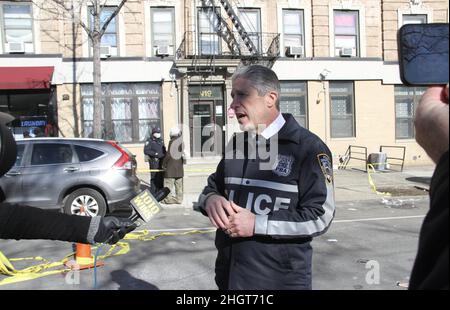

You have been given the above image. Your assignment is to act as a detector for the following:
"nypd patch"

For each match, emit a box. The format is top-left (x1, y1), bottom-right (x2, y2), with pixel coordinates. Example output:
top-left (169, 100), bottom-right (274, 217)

top-left (272, 154), bottom-right (294, 177)
top-left (318, 154), bottom-right (333, 184)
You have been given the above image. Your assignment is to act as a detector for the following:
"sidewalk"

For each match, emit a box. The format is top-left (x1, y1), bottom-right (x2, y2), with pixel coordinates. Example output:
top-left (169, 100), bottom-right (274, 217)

top-left (332, 165), bottom-right (434, 202)
top-left (138, 165), bottom-right (435, 208)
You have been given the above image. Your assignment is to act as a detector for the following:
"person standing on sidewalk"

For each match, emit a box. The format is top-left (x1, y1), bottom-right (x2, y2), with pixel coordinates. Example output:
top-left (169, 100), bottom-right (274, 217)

top-left (409, 85), bottom-right (449, 290)
top-left (197, 65), bottom-right (336, 290)
top-left (144, 127), bottom-right (166, 195)
top-left (161, 127), bottom-right (185, 205)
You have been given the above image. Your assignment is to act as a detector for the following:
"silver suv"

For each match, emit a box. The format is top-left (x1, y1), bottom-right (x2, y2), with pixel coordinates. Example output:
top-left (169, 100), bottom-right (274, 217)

top-left (0, 138), bottom-right (140, 216)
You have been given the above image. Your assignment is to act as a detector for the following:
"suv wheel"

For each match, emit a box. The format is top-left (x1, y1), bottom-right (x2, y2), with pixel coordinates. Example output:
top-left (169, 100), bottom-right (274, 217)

top-left (63, 188), bottom-right (107, 217)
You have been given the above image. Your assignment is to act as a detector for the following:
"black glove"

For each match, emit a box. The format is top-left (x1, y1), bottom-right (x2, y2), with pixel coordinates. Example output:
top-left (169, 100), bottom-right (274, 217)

top-left (88, 216), bottom-right (137, 245)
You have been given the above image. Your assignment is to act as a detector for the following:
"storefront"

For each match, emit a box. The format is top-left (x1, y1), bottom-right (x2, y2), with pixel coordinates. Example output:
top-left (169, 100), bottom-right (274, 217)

top-left (80, 82), bottom-right (162, 142)
top-left (0, 66), bottom-right (56, 138)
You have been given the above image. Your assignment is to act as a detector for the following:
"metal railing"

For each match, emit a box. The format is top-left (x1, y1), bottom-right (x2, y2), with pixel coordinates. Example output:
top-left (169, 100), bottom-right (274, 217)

top-left (176, 31), bottom-right (280, 60)
top-left (379, 145), bottom-right (406, 172)
top-left (338, 145), bottom-right (368, 172)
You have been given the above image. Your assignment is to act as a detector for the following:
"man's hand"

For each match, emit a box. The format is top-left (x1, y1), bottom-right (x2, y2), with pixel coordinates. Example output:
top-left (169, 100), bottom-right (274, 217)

top-left (415, 85), bottom-right (449, 164)
top-left (204, 194), bottom-right (237, 230)
top-left (227, 201), bottom-right (255, 238)
top-left (91, 217), bottom-right (137, 244)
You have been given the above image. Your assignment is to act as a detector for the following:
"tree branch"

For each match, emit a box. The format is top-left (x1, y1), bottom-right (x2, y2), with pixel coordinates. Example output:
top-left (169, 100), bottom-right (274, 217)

top-left (99, 0), bottom-right (127, 37)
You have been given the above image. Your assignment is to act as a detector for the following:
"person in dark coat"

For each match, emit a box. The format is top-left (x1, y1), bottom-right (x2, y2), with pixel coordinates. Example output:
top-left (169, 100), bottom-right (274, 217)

top-left (409, 85), bottom-right (449, 290)
top-left (144, 127), bottom-right (166, 195)
top-left (161, 127), bottom-right (185, 204)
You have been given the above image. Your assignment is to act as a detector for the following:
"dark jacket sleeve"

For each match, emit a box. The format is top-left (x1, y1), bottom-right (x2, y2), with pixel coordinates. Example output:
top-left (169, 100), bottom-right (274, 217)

top-left (196, 159), bottom-right (226, 216)
top-left (254, 138), bottom-right (336, 239)
top-left (0, 203), bottom-right (91, 243)
top-left (409, 151), bottom-right (449, 290)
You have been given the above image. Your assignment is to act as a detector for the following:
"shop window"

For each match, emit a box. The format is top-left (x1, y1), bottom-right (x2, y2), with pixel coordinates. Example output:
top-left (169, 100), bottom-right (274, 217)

top-left (81, 83), bottom-right (161, 143)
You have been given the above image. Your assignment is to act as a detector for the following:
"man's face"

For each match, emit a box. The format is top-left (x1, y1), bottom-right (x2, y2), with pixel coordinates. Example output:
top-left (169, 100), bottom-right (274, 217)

top-left (230, 77), bottom-right (270, 132)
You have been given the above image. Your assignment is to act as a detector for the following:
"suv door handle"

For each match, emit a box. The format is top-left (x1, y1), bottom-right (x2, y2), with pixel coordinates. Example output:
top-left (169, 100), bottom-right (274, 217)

top-left (64, 167), bottom-right (79, 172)
top-left (5, 171), bottom-right (21, 176)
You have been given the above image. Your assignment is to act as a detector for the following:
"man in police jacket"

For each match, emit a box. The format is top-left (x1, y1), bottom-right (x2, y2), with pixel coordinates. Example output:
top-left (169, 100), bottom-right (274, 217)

top-left (197, 65), bottom-right (336, 290)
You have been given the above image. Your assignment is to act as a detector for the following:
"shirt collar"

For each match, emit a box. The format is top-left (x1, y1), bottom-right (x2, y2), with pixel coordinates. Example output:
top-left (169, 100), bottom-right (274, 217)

top-left (260, 113), bottom-right (285, 139)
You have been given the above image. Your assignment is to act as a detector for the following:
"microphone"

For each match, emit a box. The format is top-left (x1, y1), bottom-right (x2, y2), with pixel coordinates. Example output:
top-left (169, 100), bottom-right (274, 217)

top-left (154, 187), bottom-right (171, 202)
top-left (128, 187), bottom-right (171, 223)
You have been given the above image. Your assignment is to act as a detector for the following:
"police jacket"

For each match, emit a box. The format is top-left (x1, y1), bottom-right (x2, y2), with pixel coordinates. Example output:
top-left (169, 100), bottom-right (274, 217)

top-left (198, 113), bottom-right (336, 289)
top-left (144, 137), bottom-right (166, 160)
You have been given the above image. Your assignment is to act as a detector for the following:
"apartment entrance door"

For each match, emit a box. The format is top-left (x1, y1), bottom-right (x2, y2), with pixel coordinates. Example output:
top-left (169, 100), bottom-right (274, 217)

top-left (188, 85), bottom-right (224, 157)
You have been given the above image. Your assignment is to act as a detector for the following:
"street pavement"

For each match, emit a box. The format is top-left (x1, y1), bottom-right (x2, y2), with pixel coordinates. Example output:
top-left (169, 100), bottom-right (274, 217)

top-left (0, 165), bottom-right (436, 290)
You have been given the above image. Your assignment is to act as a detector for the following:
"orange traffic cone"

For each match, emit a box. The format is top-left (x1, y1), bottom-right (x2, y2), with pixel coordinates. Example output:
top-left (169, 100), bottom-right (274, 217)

top-left (66, 243), bottom-right (104, 270)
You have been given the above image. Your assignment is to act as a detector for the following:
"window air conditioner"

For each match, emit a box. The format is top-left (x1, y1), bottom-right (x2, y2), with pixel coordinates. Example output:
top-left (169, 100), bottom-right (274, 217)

top-left (339, 47), bottom-right (355, 57)
top-left (287, 45), bottom-right (304, 57)
top-left (100, 45), bottom-right (112, 58)
top-left (6, 42), bottom-right (25, 54)
top-left (155, 45), bottom-right (173, 56)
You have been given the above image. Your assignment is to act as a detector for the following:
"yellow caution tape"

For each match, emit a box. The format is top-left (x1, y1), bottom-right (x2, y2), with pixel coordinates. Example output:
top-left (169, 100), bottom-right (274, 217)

top-left (124, 229), bottom-right (215, 242)
top-left (0, 250), bottom-right (70, 286)
top-left (137, 168), bottom-right (216, 173)
top-left (0, 229), bottom-right (213, 286)
top-left (367, 164), bottom-right (392, 196)
top-left (0, 242), bottom-right (129, 286)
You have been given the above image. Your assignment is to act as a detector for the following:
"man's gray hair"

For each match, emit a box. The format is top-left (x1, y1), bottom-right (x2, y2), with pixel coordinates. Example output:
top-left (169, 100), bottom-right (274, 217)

top-left (232, 65), bottom-right (281, 109)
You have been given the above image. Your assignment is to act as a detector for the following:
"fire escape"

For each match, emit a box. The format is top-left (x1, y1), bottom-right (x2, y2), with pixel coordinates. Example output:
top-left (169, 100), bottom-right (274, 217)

top-left (176, 0), bottom-right (280, 75)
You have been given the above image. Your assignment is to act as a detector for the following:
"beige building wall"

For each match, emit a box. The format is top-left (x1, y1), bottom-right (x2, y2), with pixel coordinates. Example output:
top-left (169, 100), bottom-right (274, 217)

top-left (56, 84), bottom-right (83, 138)
top-left (312, 0), bottom-right (330, 57)
top-left (383, 0), bottom-right (449, 61)
top-left (124, 0), bottom-right (145, 57)
top-left (307, 81), bottom-right (327, 138)
top-left (306, 80), bottom-right (433, 167)
top-left (25, 0), bottom-right (448, 170)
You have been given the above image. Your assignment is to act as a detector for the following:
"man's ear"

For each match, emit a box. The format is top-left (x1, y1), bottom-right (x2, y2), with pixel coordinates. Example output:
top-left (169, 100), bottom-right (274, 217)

top-left (266, 91), bottom-right (279, 109)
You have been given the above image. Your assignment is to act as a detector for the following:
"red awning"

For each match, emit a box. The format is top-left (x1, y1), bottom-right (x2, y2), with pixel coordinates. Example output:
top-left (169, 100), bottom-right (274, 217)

top-left (0, 66), bottom-right (54, 90)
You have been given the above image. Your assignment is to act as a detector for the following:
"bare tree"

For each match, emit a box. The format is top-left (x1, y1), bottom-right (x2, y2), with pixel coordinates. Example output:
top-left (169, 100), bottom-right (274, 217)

top-left (32, 0), bottom-right (127, 139)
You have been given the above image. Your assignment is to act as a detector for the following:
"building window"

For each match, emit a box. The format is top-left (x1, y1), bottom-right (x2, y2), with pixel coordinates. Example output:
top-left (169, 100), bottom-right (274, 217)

top-left (394, 86), bottom-right (426, 139)
top-left (329, 82), bottom-right (355, 138)
top-left (1, 3), bottom-right (34, 53)
top-left (198, 7), bottom-right (221, 55)
top-left (151, 7), bottom-right (175, 56)
top-left (280, 82), bottom-right (307, 128)
top-left (282, 9), bottom-right (304, 57)
top-left (402, 14), bottom-right (427, 25)
top-left (81, 83), bottom-right (161, 143)
top-left (238, 8), bottom-right (262, 53)
top-left (89, 6), bottom-right (119, 56)
top-left (333, 10), bottom-right (359, 57)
